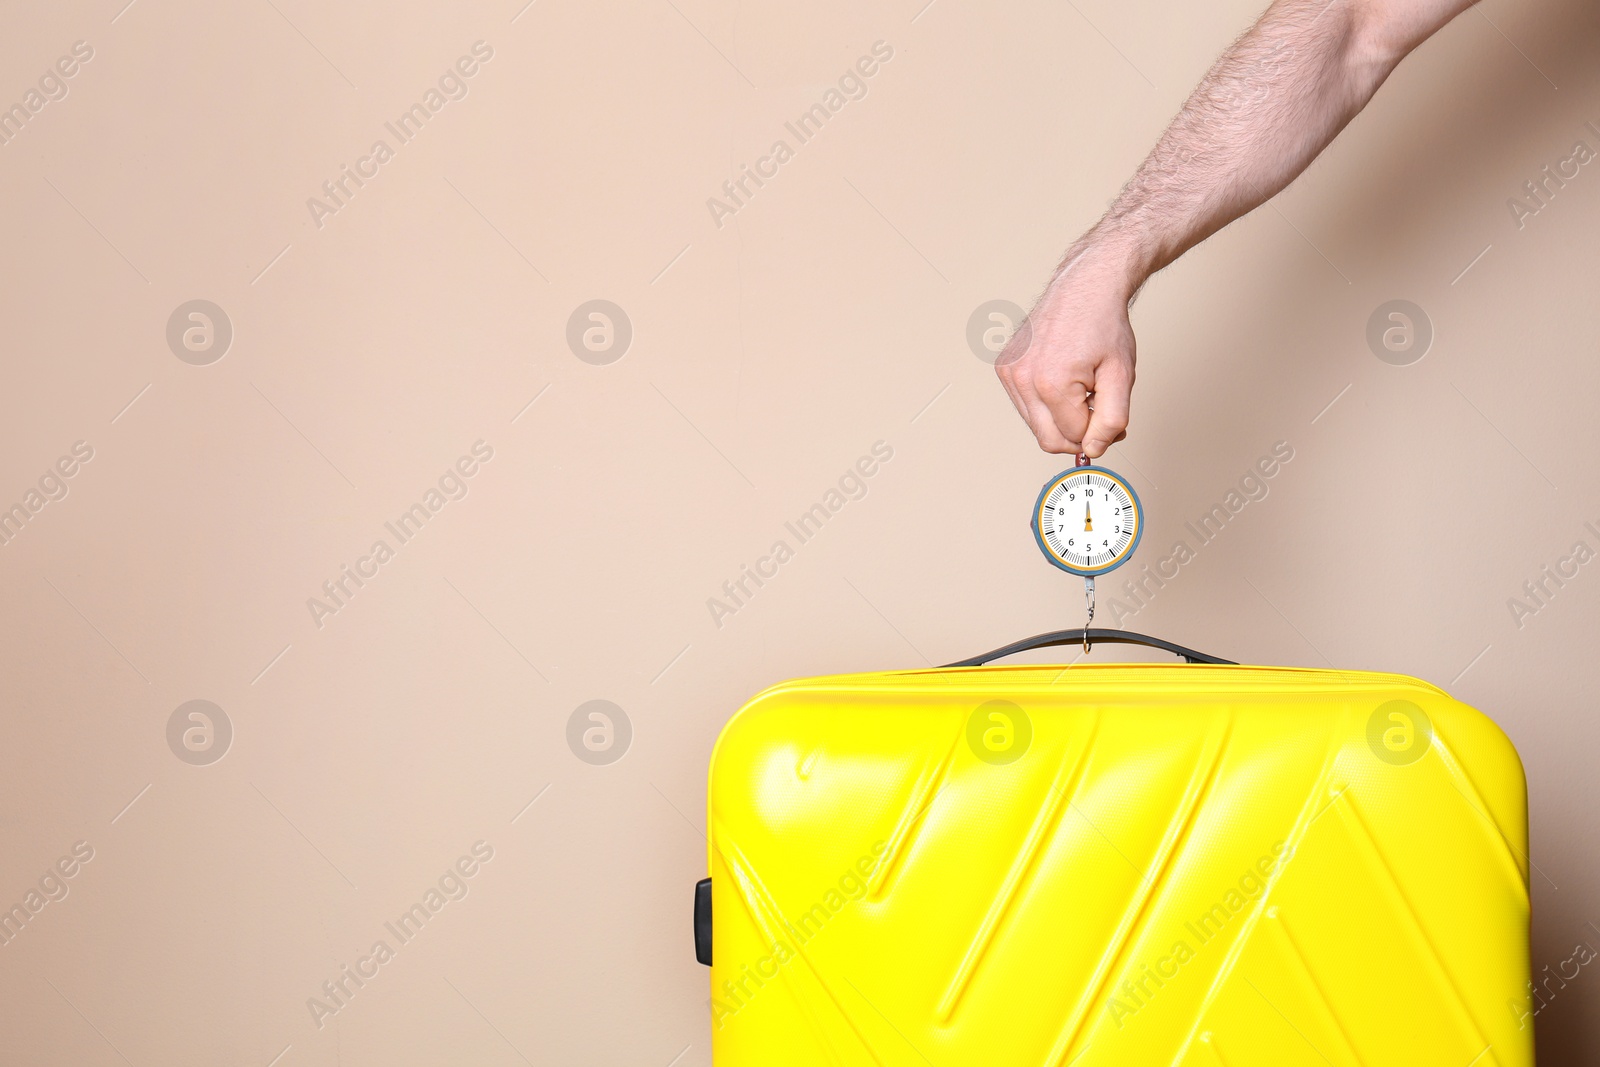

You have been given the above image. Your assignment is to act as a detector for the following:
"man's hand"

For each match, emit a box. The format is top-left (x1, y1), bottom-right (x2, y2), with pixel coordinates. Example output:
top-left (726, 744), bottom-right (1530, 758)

top-left (999, 0), bottom-right (1478, 453)
top-left (995, 248), bottom-right (1137, 457)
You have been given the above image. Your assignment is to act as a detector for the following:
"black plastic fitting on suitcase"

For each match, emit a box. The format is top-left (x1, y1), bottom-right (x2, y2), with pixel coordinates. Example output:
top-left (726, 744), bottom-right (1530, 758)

top-left (693, 878), bottom-right (712, 965)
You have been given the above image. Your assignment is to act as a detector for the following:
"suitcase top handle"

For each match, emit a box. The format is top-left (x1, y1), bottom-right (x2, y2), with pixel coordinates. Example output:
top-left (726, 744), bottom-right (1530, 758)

top-left (942, 628), bottom-right (1235, 667)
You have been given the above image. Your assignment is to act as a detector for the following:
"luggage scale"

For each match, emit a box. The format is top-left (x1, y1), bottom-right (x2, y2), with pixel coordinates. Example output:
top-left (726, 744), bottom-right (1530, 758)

top-left (1031, 452), bottom-right (1144, 652)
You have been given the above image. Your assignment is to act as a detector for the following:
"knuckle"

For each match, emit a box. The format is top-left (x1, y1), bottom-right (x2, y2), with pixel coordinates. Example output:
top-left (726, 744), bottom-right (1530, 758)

top-left (1098, 357), bottom-right (1133, 384)
top-left (1035, 376), bottom-right (1073, 404)
top-left (1037, 430), bottom-right (1071, 454)
top-left (1029, 422), bottom-right (1065, 451)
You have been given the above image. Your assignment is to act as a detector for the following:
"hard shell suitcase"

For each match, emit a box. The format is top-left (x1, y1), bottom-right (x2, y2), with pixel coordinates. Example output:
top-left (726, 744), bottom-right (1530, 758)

top-left (696, 630), bottom-right (1532, 1066)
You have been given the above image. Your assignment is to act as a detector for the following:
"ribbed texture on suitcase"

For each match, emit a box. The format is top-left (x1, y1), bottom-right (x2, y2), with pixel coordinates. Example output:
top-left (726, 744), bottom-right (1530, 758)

top-left (707, 665), bottom-right (1531, 1066)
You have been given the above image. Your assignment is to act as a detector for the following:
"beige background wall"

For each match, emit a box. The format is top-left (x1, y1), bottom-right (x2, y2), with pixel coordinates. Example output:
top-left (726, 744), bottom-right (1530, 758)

top-left (2, 0), bottom-right (1597, 1061)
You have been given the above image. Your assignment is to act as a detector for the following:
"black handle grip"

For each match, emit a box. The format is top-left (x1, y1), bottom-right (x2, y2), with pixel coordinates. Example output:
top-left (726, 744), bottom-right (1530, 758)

top-left (693, 878), bottom-right (712, 966)
top-left (942, 629), bottom-right (1234, 667)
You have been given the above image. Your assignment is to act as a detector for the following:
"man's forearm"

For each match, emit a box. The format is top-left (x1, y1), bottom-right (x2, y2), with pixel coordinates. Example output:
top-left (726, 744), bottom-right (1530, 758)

top-left (997, 0), bottom-right (1475, 457)
top-left (1066, 0), bottom-right (1475, 299)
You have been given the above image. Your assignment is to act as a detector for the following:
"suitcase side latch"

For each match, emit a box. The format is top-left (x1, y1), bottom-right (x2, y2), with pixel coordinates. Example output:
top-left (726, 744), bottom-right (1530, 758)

top-left (693, 878), bottom-right (712, 966)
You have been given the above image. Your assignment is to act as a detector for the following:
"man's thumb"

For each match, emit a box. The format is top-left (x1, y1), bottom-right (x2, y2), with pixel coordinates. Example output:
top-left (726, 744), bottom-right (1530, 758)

top-left (1081, 371), bottom-right (1131, 458)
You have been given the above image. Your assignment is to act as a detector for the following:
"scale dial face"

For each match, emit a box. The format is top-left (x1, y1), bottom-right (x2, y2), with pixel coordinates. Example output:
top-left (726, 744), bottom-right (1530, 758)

top-left (1032, 466), bottom-right (1143, 577)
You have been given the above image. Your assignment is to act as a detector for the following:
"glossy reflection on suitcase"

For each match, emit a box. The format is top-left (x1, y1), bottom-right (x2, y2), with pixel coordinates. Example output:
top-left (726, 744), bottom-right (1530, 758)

top-left (703, 660), bottom-right (1531, 1066)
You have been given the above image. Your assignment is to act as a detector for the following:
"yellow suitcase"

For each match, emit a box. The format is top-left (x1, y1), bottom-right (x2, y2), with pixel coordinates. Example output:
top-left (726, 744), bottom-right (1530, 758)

top-left (695, 630), bottom-right (1532, 1065)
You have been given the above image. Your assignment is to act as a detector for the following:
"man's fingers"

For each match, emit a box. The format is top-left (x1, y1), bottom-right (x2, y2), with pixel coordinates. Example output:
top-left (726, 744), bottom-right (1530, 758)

top-left (1036, 374), bottom-right (1091, 453)
top-left (1011, 372), bottom-right (1077, 453)
top-left (992, 284), bottom-right (1138, 456)
top-left (1080, 361), bottom-right (1132, 458)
